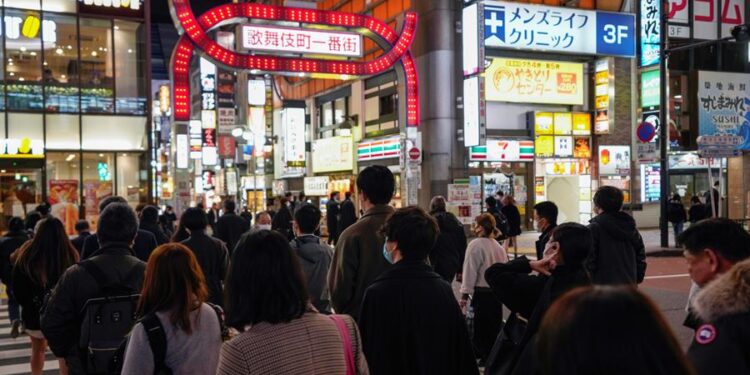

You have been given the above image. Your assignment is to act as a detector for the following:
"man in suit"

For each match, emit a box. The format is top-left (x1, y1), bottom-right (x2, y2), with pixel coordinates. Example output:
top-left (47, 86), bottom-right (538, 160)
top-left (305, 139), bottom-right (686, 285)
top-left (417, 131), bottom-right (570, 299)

top-left (215, 200), bottom-right (250, 254)
top-left (207, 203), bottom-right (220, 233)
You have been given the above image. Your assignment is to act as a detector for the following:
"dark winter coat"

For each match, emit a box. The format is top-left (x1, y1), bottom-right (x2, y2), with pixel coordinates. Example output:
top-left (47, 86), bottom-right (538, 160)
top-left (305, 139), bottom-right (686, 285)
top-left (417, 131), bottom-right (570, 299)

top-left (326, 200), bottom-right (340, 239)
top-left (41, 243), bottom-right (146, 360)
top-left (337, 198), bottom-right (357, 235)
top-left (668, 201), bottom-right (687, 224)
top-left (359, 260), bottom-right (479, 375)
top-left (328, 204), bottom-right (393, 321)
top-left (587, 212), bottom-right (647, 285)
top-left (215, 212), bottom-right (250, 254)
top-left (181, 230), bottom-right (229, 306)
top-left (0, 231), bottom-right (28, 284)
top-left (271, 205), bottom-right (294, 241)
top-left (535, 224), bottom-right (556, 261)
top-left (70, 232), bottom-right (90, 255)
top-left (430, 210), bottom-right (467, 282)
top-left (485, 256), bottom-right (591, 375)
top-left (13, 264), bottom-right (59, 330)
top-left (139, 221), bottom-right (170, 245)
top-left (689, 203), bottom-right (709, 223)
top-left (501, 204), bottom-right (523, 236)
top-left (688, 258), bottom-right (750, 375)
top-left (80, 230), bottom-right (158, 262)
top-left (290, 235), bottom-right (333, 313)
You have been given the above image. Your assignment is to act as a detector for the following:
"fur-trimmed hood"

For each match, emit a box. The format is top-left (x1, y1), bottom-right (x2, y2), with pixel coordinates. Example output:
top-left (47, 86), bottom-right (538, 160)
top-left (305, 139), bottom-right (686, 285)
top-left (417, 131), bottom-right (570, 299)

top-left (693, 259), bottom-right (750, 322)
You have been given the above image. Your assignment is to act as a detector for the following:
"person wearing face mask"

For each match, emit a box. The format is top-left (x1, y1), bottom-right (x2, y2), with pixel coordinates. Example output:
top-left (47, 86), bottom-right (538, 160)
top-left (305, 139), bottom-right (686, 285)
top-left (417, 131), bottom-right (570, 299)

top-left (460, 213), bottom-right (508, 365)
top-left (179, 207), bottom-right (230, 307)
top-left (250, 211), bottom-right (273, 234)
top-left (483, 223), bottom-right (592, 375)
top-left (533, 201), bottom-right (558, 260)
top-left (359, 206), bottom-right (479, 375)
top-left (289, 204), bottom-right (333, 314)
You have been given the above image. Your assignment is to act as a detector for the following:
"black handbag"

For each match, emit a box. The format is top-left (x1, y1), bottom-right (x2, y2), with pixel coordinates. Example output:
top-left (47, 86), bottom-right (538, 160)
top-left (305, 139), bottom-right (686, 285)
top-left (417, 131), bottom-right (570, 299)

top-left (484, 312), bottom-right (528, 375)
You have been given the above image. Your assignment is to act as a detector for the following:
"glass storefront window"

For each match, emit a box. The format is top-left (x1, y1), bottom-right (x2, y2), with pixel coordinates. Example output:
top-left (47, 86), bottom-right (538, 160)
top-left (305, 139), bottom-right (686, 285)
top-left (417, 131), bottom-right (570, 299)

top-left (46, 114), bottom-right (80, 149)
top-left (0, 169), bottom-right (42, 224)
top-left (334, 98), bottom-right (346, 124)
top-left (5, 0), bottom-right (42, 10)
top-left (43, 13), bottom-right (79, 113)
top-left (8, 113), bottom-right (43, 142)
top-left (42, 0), bottom-right (77, 13)
top-left (322, 102), bottom-right (333, 126)
top-left (46, 151), bottom-right (80, 234)
top-left (116, 152), bottom-right (146, 207)
top-left (114, 20), bottom-right (146, 115)
top-left (82, 115), bottom-right (146, 150)
top-left (83, 152), bottom-right (113, 230)
top-left (80, 18), bottom-right (113, 113)
top-left (6, 9), bottom-right (43, 110)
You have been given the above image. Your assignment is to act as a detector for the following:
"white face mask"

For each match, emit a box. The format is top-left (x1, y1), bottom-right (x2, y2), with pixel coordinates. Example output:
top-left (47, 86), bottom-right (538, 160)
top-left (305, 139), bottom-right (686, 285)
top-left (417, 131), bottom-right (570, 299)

top-left (258, 224), bottom-right (272, 231)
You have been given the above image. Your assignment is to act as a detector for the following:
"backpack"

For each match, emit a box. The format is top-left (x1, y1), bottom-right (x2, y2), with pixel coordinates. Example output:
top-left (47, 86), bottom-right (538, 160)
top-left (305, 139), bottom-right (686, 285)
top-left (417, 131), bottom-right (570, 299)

top-left (490, 208), bottom-right (510, 241)
top-left (77, 260), bottom-right (142, 375)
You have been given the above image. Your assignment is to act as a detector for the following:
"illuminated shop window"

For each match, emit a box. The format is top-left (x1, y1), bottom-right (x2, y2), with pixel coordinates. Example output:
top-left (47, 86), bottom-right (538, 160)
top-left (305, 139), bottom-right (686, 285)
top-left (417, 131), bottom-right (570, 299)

top-left (6, 9), bottom-right (44, 111)
top-left (114, 20), bottom-right (146, 115)
top-left (79, 18), bottom-right (113, 113)
top-left (43, 13), bottom-right (79, 113)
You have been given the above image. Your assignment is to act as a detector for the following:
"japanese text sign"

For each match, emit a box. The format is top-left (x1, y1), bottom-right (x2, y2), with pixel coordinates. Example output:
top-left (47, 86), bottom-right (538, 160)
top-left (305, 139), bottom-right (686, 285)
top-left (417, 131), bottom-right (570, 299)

top-left (668, 0), bottom-right (745, 40)
top-left (641, 0), bottom-right (660, 67)
top-left (485, 58), bottom-right (584, 105)
top-left (697, 71), bottom-right (750, 151)
top-left (484, 1), bottom-right (635, 58)
top-left (241, 24), bottom-right (362, 58)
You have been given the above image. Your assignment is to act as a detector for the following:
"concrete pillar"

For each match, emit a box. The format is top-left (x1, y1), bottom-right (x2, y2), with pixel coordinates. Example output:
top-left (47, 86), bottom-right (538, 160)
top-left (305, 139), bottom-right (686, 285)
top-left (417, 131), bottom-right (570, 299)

top-left (413, 0), bottom-right (459, 208)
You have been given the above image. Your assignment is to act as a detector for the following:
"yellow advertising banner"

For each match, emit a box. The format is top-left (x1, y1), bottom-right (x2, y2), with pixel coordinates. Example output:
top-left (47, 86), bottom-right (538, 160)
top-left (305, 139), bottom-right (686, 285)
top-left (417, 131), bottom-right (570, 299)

top-left (485, 58), bottom-right (584, 105)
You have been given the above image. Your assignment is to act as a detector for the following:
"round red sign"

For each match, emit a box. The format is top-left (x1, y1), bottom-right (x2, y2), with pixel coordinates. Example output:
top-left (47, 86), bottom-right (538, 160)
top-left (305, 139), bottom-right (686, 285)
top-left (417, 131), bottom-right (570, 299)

top-left (409, 147), bottom-right (420, 160)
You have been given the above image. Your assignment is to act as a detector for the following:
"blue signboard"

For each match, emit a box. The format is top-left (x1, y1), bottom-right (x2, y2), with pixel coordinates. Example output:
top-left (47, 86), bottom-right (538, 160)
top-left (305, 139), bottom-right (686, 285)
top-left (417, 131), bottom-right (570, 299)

top-left (483, 1), bottom-right (635, 58)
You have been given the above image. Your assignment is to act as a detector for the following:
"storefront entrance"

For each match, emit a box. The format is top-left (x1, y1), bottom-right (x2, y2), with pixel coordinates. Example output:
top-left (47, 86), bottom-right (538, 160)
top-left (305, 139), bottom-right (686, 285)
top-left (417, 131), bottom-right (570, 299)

top-left (0, 168), bottom-right (43, 227)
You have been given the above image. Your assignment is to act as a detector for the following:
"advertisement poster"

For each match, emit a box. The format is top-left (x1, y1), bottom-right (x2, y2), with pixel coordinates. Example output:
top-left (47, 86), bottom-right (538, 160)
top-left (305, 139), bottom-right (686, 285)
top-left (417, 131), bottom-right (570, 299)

top-left (485, 58), bottom-right (584, 105)
top-left (598, 146), bottom-right (631, 176)
top-left (697, 71), bottom-right (750, 151)
top-left (447, 184), bottom-right (473, 224)
top-left (48, 180), bottom-right (79, 235)
top-left (311, 136), bottom-right (354, 173)
top-left (84, 181), bottom-right (113, 231)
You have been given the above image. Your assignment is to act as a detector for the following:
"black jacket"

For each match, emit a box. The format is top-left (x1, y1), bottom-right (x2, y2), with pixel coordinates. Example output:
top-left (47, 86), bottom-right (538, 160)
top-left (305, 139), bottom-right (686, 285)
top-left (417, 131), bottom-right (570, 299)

top-left (668, 201), bottom-right (687, 223)
top-left (0, 231), bottom-right (28, 284)
top-left (207, 208), bottom-right (219, 228)
top-left (535, 225), bottom-right (555, 260)
top-left (485, 257), bottom-right (591, 375)
top-left (271, 206), bottom-right (294, 241)
top-left (70, 232), bottom-right (90, 255)
top-left (181, 231), bottom-right (229, 306)
top-left (359, 260), bottom-right (479, 375)
top-left (80, 230), bottom-right (158, 262)
top-left (215, 212), bottom-right (250, 254)
top-left (430, 211), bottom-right (467, 281)
top-left (501, 204), bottom-right (523, 236)
top-left (326, 200), bottom-right (340, 237)
top-left (689, 203), bottom-right (709, 223)
top-left (139, 221), bottom-right (169, 245)
top-left (688, 259), bottom-right (750, 375)
top-left (338, 199), bottom-right (357, 235)
top-left (13, 264), bottom-right (60, 330)
top-left (41, 243), bottom-right (146, 360)
top-left (290, 235), bottom-right (333, 313)
top-left (587, 212), bottom-right (647, 285)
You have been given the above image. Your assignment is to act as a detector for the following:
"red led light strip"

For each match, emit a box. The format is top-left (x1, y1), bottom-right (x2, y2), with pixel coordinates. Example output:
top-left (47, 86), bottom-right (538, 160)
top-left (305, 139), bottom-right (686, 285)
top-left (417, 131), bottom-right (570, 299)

top-left (169, 1), bottom-right (419, 127)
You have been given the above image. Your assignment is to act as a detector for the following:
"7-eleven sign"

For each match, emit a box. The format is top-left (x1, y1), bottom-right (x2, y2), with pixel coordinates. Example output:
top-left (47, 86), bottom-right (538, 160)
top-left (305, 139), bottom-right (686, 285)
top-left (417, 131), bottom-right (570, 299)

top-left (470, 139), bottom-right (534, 162)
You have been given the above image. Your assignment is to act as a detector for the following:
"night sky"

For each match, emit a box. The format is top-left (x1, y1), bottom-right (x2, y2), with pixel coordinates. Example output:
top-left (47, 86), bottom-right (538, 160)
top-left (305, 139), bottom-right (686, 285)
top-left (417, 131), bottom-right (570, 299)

top-left (151, 0), bottom-right (234, 24)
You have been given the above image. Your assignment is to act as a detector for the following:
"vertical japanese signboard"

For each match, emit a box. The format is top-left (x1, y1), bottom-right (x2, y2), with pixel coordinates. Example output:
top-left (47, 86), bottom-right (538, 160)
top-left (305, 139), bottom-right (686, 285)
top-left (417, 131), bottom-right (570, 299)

top-left (697, 71), bottom-right (750, 152)
top-left (640, 0), bottom-right (660, 67)
top-left (594, 58), bottom-right (615, 134)
top-left (283, 107), bottom-right (306, 167)
top-left (200, 58), bottom-right (216, 111)
top-left (462, 3), bottom-right (482, 76)
top-left (464, 76), bottom-right (485, 147)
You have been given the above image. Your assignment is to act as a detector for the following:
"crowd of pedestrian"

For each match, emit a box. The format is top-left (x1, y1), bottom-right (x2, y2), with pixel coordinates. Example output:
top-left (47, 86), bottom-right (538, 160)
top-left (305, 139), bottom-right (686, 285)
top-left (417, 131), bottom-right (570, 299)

top-left (0, 166), bottom-right (745, 375)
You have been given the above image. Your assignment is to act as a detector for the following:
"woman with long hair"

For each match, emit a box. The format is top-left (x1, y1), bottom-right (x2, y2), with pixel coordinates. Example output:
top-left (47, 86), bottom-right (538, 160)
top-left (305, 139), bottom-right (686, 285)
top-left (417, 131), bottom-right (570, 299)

top-left (460, 213), bottom-right (507, 364)
top-left (218, 230), bottom-right (368, 374)
top-left (537, 286), bottom-right (695, 375)
top-left (121, 243), bottom-right (224, 374)
top-left (12, 218), bottom-right (78, 375)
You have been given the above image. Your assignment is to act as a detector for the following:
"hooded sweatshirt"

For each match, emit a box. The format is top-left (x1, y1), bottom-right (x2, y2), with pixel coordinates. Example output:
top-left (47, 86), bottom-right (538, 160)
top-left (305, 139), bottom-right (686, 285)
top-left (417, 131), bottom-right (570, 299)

top-left (688, 259), bottom-right (750, 375)
top-left (290, 235), bottom-right (333, 313)
top-left (586, 211), bottom-right (647, 285)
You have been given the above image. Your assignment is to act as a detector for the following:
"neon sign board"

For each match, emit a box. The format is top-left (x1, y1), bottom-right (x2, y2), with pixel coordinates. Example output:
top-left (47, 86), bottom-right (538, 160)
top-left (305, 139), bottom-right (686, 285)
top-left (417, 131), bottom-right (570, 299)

top-left (242, 25), bottom-right (362, 57)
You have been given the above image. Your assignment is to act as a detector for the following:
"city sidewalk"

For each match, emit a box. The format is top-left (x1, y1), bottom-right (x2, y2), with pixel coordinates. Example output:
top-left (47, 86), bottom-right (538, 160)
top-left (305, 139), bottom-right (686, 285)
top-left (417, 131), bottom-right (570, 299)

top-left (504, 228), bottom-right (682, 259)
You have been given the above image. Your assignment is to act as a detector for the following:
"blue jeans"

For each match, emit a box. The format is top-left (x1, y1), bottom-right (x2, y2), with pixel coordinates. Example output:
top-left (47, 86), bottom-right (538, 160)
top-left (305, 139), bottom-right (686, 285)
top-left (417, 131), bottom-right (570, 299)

top-left (673, 222), bottom-right (684, 245)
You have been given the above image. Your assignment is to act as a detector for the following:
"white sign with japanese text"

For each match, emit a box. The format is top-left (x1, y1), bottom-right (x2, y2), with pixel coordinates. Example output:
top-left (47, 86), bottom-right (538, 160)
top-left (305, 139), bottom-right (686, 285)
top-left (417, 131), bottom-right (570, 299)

top-left (483, 1), bottom-right (635, 58)
top-left (304, 177), bottom-right (329, 197)
top-left (697, 71), bottom-right (750, 151)
top-left (241, 24), bottom-right (363, 57)
top-left (668, 0), bottom-right (745, 40)
top-left (283, 107), bottom-right (306, 165)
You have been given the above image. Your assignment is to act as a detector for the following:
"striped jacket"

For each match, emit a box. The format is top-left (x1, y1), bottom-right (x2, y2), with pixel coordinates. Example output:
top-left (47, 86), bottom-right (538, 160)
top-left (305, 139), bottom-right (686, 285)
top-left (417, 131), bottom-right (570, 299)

top-left (217, 312), bottom-right (369, 374)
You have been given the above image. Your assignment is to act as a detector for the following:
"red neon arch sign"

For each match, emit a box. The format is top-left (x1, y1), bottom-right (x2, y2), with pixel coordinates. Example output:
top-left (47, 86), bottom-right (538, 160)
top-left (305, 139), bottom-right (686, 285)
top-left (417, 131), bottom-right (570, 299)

top-left (169, 1), bottom-right (419, 127)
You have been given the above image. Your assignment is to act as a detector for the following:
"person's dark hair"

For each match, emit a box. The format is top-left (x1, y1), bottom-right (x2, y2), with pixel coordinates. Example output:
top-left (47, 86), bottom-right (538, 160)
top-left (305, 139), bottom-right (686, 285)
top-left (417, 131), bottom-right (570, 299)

top-left (534, 201), bottom-right (558, 225)
top-left (691, 196), bottom-right (701, 204)
top-left (15, 218), bottom-right (79, 287)
top-left (7, 217), bottom-right (25, 233)
top-left (550, 223), bottom-right (592, 266)
top-left (138, 243), bottom-right (208, 334)
top-left (99, 196), bottom-right (128, 213)
top-left (224, 200), bottom-right (236, 213)
top-left (166, 205), bottom-right (173, 210)
top-left (35, 203), bottom-right (50, 217)
top-left (538, 286), bottom-right (695, 375)
top-left (284, 192), bottom-right (293, 198)
top-left (25, 212), bottom-right (42, 232)
top-left (171, 221), bottom-right (190, 242)
top-left (181, 207), bottom-right (208, 232)
top-left (75, 220), bottom-right (90, 233)
top-left (593, 186), bottom-right (624, 213)
top-left (495, 190), bottom-right (505, 198)
top-left (714, 181), bottom-right (720, 187)
top-left (329, 191), bottom-right (338, 200)
top-left (135, 203), bottom-right (146, 215)
top-left (225, 230), bottom-right (309, 328)
top-left (140, 205), bottom-right (159, 223)
top-left (430, 196), bottom-right (447, 213)
top-left (672, 193), bottom-right (681, 202)
top-left (345, 191), bottom-right (352, 200)
top-left (678, 218), bottom-right (750, 263)
top-left (485, 196), bottom-right (498, 209)
top-left (98, 203), bottom-right (138, 244)
top-left (298, 192), bottom-right (306, 201)
top-left (381, 206), bottom-right (439, 261)
top-left (356, 165), bottom-right (395, 205)
top-left (294, 204), bottom-right (321, 234)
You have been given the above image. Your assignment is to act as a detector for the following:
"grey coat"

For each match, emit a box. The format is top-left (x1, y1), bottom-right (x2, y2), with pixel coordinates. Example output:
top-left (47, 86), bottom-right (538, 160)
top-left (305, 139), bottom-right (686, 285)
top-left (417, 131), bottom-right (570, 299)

top-left (290, 235), bottom-right (333, 313)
